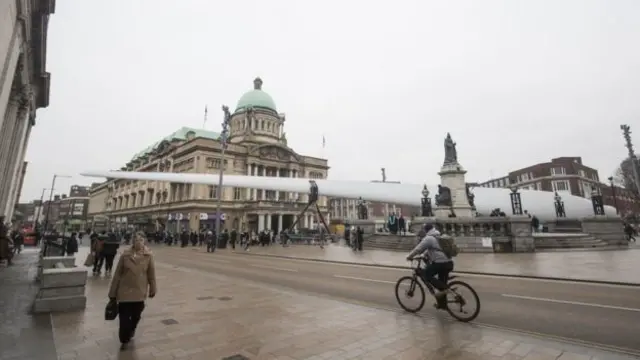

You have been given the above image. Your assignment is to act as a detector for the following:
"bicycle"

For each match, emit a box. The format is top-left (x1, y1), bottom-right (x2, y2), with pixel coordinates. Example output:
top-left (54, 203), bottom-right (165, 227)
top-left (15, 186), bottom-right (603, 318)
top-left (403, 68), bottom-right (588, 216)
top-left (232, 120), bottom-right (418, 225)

top-left (394, 254), bottom-right (481, 322)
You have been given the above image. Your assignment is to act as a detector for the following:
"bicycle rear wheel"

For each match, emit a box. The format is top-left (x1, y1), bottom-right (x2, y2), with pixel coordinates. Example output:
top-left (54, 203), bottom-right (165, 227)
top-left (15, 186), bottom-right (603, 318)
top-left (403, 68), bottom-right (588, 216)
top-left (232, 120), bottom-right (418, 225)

top-left (395, 276), bottom-right (426, 313)
top-left (445, 280), bottom-right (480, 322)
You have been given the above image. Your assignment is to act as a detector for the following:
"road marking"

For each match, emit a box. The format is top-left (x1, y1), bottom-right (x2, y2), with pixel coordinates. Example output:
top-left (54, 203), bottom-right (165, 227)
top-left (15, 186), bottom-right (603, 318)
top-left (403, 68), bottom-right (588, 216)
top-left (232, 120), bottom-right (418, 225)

top-left (163, 250), bottom-right (640, 289)
top-left (251, 264), bottom-right (298, 272)
top-left (502, 294), bottom-right (640, 312)
top-left (333, 275), bottom-right (396, 284)
top-left (233, 255), bottom-right (639, 288)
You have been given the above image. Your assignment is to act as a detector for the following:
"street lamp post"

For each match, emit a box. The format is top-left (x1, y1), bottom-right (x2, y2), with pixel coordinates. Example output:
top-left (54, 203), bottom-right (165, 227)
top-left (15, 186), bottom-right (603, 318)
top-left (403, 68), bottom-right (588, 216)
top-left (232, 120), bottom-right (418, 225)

top-left (35, 188), bottom-right (51, 227)
top-left (213, 105), bottom-right (232, 250)
top-left (509, 185), bottom-right (523, 215)
top-left (590, 189), bottom-right (605, 215)
top-left (607, 176), bottom-right (619, 214)
top-left (356, 197), bottom-right (368, 220)
top-left (42, 174), bottom-right (71, 234)
top-left (554, 192), bottom-right (566, 218)
top-left (421, 185), bottom-right (433, 217)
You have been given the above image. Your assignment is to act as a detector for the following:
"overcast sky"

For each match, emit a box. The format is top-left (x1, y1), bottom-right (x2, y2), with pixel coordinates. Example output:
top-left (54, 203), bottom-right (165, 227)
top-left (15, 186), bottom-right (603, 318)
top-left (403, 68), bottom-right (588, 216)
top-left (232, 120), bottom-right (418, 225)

top-left (21, 0), bottom-right (640, 201)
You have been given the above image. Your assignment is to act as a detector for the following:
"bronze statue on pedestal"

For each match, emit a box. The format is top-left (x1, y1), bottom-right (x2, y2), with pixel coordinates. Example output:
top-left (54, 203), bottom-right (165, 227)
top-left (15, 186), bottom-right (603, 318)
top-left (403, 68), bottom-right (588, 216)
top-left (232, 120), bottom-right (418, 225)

top-left (443, 133), bottom-right (458, 165)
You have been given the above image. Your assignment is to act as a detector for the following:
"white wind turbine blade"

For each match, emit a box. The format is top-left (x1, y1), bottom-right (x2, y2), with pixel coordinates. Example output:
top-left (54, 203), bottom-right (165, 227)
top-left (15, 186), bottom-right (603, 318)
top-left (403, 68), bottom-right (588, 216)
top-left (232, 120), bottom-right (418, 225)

top-left (81, 170), bottom-right (615, 221)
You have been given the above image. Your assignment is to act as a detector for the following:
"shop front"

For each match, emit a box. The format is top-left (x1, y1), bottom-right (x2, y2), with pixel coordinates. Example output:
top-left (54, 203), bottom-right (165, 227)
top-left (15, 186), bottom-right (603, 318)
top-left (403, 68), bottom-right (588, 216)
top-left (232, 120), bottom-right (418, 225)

top-left (91, 215), bottom-right (109, 232)
top-left (130, 215), bottom-right (154, 233)
top-left (167, 213), bottom-right (190, 233)
top-left (114, 216), bottom-right (129, 231)
top-left (198, 213), bottom-right (226, 231)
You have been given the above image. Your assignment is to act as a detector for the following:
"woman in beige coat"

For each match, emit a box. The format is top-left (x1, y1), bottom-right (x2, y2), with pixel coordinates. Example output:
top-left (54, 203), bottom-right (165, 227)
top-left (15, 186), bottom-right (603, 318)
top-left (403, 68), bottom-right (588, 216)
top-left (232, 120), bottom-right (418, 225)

top-left (108, 232), bottom-right (157, 348)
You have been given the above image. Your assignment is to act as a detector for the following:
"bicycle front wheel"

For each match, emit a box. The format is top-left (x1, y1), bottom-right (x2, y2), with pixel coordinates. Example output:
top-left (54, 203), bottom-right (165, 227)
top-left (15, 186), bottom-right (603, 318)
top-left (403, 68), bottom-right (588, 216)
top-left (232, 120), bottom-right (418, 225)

top-left (395, 276), bottom-right (426, 313)
top-left (445, 280), bottom-right (481, 322)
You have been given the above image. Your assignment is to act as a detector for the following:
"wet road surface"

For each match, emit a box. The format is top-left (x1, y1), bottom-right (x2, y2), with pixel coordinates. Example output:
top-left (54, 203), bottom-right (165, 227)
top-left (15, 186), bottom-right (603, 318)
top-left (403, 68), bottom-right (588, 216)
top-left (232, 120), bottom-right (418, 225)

top-left (225, 243), bottom-right (640, 283)
top-left (153, 246), bottom-right (640, 355)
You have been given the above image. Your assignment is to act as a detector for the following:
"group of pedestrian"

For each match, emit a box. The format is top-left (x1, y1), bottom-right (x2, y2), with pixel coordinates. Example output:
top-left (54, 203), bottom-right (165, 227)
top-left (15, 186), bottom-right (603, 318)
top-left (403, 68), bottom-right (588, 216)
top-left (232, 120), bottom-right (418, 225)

top-left (344, 225), bottom-right (364, 251)
top-left (89, 231), bottom-right (120, 276)
top-left (624, 222), bottom-right (637, 242)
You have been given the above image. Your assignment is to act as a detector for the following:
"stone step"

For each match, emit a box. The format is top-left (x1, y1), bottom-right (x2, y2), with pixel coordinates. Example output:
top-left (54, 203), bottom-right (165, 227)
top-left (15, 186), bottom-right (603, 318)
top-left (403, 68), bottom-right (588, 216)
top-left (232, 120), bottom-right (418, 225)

top-left (554, 227), bottom-right (583, 233)
top-left (37, 285), bottom-right (86, 299)
top-left (535, 235), bottom-right (608, 249)
top-left (33, 295), bottom-right (87, 313)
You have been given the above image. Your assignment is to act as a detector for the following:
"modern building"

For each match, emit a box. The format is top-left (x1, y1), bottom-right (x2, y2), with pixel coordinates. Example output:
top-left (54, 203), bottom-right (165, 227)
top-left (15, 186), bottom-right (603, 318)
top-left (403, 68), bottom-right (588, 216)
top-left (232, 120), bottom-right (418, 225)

top-left (88, 78), bottom-right (329, 233)
top-left (0, 0), bottom-right (55, 222)
top-left (42, 194), bottom-right (62, 230)
top-left (477, 156), bottom-right (640, 216)
top-left (54, 185), bottom-right (90, 232)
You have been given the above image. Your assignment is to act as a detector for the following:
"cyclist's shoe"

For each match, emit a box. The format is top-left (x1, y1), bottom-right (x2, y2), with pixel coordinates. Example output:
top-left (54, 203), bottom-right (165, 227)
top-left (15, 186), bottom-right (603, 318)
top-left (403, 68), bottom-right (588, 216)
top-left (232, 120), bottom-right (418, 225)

top-left (434, 291), bottom-right (447, 310)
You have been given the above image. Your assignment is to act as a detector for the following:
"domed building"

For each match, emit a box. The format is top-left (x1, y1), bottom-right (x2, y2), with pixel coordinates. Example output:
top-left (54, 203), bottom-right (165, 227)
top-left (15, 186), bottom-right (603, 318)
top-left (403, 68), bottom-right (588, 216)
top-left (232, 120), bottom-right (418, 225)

top-left (88, 78), bottom-right (329, 234)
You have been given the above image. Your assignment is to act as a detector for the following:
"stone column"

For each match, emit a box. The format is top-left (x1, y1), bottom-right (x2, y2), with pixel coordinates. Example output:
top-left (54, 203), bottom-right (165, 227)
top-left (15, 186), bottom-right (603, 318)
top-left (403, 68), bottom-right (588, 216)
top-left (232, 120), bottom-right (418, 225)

top-left (0, 99), bottom-right (23, 217)
top-left (302, 214), bottom-right (308, 228)
top-left (258, 214), bottom-right (264, 232)
top-left (253, 164), bottom-right (257, 199)
top-left (265, 213), bottom-right (271, 232)
top-left (292, 170), bottom-right (298, 202)
top-left (278, 214), bottom-right (283, 233)
top-left (0, 94), bottom-right (20, 207)
top-left (5, 117), bottom-right (30, 220)
top-left (261, 166), bottom-right (266, 201)
top-left (252, 164), bottom-right (257, 200)
top-left (246, 163), bottom-right (252, 200)
top-left (275, 168), bottom-right (280, 201)
top-left (288, 169), bottom-right (294, 201)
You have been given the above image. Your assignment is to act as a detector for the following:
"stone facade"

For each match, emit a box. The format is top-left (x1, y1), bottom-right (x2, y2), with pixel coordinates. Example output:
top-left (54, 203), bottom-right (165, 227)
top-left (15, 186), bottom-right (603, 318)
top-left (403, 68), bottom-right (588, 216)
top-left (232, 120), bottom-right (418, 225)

top-left (328, 195), bottom-right (421, 221)
top-left (0, 0), bottom-right (55, 222)
top-left (581, 215), bottom-right (627, 246)
top-left (88, 79), bottom-right (329, 233)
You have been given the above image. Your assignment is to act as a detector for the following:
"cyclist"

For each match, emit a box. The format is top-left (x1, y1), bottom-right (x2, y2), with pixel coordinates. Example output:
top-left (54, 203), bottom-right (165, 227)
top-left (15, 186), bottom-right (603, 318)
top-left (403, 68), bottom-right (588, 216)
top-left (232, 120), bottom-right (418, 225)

top-left (406, 224), bottom-right (454, 309)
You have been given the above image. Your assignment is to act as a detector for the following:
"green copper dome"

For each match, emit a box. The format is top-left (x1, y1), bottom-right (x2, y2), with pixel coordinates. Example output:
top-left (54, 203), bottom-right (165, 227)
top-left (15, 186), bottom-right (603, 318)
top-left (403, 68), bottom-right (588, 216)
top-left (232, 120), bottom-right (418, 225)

top-left (235, 77), bottom-right (277, 112)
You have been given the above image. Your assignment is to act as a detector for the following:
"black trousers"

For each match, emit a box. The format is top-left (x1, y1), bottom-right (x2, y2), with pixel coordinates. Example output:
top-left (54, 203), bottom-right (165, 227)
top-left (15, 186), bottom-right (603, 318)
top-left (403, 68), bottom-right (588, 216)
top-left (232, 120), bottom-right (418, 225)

top-left (92, 254), bottom-right (104, 273)
top-left (422, 261), bottom-right (454, 292)
top-left (118, 301), bottom-right (145, 343)
top-left (104, 254), bottom-right (116, 272)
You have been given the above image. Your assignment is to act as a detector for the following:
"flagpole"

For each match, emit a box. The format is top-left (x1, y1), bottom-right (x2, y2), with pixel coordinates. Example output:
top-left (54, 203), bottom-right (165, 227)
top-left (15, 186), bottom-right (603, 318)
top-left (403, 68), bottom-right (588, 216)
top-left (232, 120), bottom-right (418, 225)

top-left (203, 105), bottom-right (208, 129)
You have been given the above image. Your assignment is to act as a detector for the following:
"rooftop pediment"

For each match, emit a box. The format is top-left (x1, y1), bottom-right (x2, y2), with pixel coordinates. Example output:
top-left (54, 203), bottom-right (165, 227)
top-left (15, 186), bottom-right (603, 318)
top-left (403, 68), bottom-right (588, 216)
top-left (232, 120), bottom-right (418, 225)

top-left (250, 144), bottom-right (299, 162)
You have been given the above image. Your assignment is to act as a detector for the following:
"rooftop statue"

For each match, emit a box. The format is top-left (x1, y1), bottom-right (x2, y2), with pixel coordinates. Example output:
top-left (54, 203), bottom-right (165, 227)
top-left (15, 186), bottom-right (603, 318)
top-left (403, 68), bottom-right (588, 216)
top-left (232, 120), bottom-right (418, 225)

top-left (222, 105), bottom-right (231, 122)
top-left (245, 106), bottom-right (255, 133)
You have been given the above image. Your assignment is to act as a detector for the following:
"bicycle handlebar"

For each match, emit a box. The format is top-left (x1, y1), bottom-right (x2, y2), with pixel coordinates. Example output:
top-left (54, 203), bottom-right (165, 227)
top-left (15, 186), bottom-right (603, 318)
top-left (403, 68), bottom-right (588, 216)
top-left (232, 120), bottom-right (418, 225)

top-left (407, 254), bottom-right (432, 268)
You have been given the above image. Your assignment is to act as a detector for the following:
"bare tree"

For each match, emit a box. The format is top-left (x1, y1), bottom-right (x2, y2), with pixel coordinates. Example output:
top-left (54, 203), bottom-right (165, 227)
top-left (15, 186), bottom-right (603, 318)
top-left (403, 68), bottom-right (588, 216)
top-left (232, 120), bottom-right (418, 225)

top-left (613, 156), bottom-right (640, 202)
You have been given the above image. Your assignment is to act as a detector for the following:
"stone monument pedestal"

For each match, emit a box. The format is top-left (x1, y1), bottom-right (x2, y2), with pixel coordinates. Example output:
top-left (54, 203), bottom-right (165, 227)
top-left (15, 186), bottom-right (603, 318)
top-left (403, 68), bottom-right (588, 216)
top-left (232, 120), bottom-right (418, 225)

top-left (438, 162), bottom-right (474, 218)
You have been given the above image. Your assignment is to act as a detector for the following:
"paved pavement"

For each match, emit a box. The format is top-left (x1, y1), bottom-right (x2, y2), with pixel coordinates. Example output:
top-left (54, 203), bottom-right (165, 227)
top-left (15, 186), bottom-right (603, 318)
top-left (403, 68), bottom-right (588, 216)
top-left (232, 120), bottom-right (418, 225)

top-left (224, 243), bottom-right (640, 283)
top-left (0, 248), bottom-right (58, 360)
top-left (50, 245), bottom-right (638, 360)
top-left (156, 246), bottom-right (640, 354)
